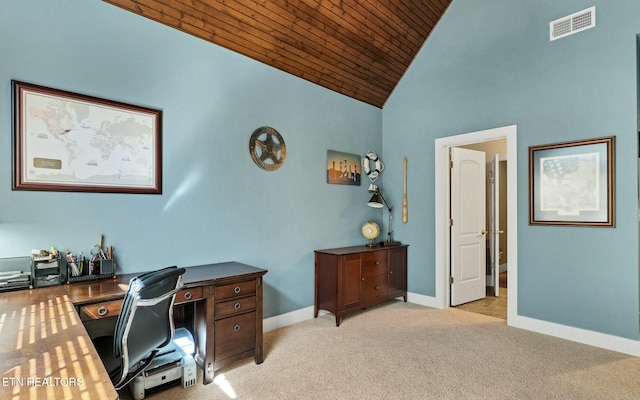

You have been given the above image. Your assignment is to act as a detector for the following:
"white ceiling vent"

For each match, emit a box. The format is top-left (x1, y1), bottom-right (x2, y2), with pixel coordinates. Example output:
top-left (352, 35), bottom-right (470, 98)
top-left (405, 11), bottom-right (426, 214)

top-left (550, 6), bottom-right (596, 41)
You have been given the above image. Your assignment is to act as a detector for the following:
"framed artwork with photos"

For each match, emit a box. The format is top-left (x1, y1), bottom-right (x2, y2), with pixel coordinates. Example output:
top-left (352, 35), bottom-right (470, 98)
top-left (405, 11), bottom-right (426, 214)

top-left (13, 80), bottom-right (162, 194)
top-left (529, 136), bottom-right (614, 227)
top-left (326, 150), bottom-right (361, 185)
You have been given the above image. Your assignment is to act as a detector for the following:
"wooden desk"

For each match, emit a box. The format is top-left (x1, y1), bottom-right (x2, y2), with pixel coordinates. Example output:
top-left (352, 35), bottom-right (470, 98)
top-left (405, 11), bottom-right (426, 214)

top-left (0, 262), bottom-right (267, 398)
top-left (0, 286), bottom-right (118, 400)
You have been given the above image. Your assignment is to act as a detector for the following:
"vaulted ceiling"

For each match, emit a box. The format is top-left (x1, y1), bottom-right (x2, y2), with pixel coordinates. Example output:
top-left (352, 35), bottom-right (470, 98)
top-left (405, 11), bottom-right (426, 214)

top-left (103, 0), bottom-right (451, 108)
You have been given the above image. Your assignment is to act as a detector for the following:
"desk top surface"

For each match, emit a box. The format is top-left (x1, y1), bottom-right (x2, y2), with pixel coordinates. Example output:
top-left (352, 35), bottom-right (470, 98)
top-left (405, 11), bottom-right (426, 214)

top-left (0, 261), bottom-right (267, 399)
top-left (0, 285), bottom-right (118, 400)
top-left (66, 261), bottom-right (268, 305)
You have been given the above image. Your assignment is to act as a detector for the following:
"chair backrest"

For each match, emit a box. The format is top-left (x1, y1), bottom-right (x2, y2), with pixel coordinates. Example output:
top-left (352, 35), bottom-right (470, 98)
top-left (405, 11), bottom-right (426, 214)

top-left (111, 265), bottom-right (186, 389)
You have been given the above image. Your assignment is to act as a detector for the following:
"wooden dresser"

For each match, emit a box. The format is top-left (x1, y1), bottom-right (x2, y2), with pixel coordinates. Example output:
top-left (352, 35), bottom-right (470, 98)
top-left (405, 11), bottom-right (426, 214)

top-left (314, 245), bottom-right (408, 326)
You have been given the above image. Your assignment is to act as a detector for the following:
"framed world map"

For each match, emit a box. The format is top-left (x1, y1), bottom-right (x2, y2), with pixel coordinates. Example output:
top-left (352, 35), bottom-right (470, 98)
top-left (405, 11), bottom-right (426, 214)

top-left (12, 81), bottom-right (162, 194)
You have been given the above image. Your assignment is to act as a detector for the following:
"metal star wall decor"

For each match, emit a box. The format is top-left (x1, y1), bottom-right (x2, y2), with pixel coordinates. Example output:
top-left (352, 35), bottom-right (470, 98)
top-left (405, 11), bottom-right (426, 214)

top-left (249, 126), bottom-right (286, 171)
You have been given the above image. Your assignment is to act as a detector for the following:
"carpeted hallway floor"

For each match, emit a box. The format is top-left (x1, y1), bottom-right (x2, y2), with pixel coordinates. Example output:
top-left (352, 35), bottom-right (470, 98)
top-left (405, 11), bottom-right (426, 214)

top-left (456, 271), bottom-right (508, 319)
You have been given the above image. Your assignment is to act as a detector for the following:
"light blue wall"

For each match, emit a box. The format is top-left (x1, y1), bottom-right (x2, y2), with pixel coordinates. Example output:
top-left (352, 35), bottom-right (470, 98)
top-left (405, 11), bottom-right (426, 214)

top-left (4, 0), bottom-right (639, 341)
top-left (384, 0), bottom-right (640, 339)
top-left (0, 1), bottom-right (382, 317)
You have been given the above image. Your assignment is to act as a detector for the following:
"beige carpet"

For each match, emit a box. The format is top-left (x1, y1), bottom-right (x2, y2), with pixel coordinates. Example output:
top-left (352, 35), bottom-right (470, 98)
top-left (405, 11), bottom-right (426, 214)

top-left (120, 301), bottom-right (640, 400)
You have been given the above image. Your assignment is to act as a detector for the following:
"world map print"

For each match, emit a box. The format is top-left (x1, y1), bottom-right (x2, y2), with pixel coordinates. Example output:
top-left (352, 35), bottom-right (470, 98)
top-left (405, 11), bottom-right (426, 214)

top-left (20, 89), bottom-right (158, 190)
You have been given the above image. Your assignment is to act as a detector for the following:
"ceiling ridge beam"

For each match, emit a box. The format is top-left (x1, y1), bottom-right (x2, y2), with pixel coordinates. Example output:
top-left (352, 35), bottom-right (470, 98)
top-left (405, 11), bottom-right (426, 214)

top-left (267, 0), bottom-right (406, 79)
top-left (343, 0), bottom-right (426, 49)
top-left (209, 0), bottom-right (399, 90)
top-left (300, 0), bottom-right (414, 68)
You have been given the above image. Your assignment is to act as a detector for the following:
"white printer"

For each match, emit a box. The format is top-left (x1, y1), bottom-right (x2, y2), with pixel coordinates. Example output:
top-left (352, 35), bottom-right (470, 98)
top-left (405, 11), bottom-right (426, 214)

top-left (129, 327), bottom-right (198, 400)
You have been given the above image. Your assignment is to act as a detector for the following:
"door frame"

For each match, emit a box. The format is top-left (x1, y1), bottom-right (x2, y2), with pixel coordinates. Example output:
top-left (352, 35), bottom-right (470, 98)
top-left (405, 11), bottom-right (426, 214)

top-left (434, 125), bottom-right (518, 323)
top-left (488, 152), bottom-right (507, 294)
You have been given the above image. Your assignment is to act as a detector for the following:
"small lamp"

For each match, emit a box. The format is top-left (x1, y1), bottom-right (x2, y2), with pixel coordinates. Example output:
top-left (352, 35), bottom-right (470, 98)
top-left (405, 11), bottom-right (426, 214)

top-left (367, 185), bottom-right (400, 245)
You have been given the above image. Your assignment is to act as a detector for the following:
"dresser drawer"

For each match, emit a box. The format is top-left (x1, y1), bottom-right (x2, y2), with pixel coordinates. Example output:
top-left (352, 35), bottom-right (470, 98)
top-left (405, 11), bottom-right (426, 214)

top-left (174, 286), bottom-right (204, 304)
top-left (79, 300), bottom-right (122, 321)
top-left (215, 296), bottom-right (256, 319)
top-left (361, 251), bottom-right (388, 277)
top-left (214, 311), bottom-right (256, 361)
top-left (215, 279), bottom-right (256, 300)
top-left (363, 274), bottom-right (389, 306)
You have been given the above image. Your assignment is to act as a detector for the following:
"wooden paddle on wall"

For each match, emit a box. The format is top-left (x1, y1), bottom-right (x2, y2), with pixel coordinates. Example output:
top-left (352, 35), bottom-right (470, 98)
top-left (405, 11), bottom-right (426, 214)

top-left (402, 156), bottom-right (408, 223)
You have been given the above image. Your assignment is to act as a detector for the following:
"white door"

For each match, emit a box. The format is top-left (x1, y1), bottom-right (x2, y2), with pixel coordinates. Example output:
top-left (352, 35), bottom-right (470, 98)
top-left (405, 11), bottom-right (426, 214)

top-left (489, 154), bottom-right (500, 296)
top-left (450, 147), bottom-right (486, 306)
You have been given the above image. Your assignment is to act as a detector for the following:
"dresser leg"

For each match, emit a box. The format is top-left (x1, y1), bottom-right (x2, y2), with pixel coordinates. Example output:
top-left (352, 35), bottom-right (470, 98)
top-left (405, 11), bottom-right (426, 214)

top-left (255, 345), bottom-right (264, 364)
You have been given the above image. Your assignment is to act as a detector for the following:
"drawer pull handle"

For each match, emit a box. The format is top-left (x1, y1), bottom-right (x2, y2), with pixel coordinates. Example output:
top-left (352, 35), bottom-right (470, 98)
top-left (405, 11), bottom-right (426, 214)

top-left (234, 286), bottom-right (241, 294)
top-left (375, 261), bottom-right (380, 265)
top-left (389, 271), bottom-right (393, 275)
top-left (97, 306), bottom-right (108, 317)
top-left (375, 286), bottom-right (380, 290)
top-left (183, 291), bottom-right (192, 300)
top-left (234, 324), bottom-right (241, 332)
top-left (234, 302), bottom-right (241, 310)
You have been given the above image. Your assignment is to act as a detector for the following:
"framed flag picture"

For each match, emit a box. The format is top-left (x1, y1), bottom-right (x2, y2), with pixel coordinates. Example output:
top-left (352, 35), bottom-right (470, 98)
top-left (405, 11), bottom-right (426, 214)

top-left (529, 136), bottom-right (614, 227)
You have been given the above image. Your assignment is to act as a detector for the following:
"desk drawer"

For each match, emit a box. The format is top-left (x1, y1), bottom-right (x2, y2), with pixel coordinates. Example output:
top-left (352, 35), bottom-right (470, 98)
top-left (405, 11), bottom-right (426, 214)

top-left (214, 311), bottom-right (256, 361)
top-left (175, 287), bottom-right (204, 304)
top-left (215, 280), bottom-right (256, 300)
top-left (79, 300), bottom-right (122, 321)
top-left (362, 251), bottom-right (388, 277)
top-left (215, 296), bottom-right (256, 319)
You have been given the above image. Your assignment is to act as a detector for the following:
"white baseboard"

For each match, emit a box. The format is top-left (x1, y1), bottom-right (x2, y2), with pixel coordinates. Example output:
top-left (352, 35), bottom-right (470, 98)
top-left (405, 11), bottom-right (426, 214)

top-left (263, 292), bottom-right (440, 332)
top-left (407, 292), bottom-right (441, 309)
top-left (263, 306), bottom-right (314, 332)
top-left (510, 314), bottom-right (640, 357)
top-left (263, 294), bottom-right (640, 358)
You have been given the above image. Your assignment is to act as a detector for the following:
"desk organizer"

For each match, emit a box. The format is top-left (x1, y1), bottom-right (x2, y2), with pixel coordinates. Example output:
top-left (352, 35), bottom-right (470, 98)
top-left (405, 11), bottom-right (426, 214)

top-left (67, 258), bottom-right (115, 283)
top-left (31, 256), bottom-right (61, 288)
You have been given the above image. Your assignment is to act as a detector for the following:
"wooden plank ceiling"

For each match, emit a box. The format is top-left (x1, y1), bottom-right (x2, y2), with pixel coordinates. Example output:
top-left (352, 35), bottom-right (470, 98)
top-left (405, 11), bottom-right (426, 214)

top-left (103, 0), bottom-right (451, 108)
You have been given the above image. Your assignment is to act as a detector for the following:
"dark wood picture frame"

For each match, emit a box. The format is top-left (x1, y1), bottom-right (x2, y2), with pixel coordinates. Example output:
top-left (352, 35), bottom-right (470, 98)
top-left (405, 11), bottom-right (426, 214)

top-left (529, 136), bottom-right (615, 227)
top-left (12, 81), bottom-right (162, 194)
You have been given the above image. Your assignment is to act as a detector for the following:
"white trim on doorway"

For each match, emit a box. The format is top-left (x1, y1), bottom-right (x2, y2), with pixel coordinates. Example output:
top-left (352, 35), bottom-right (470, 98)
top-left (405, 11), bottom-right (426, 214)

top-left (432, 125), bottom-right (640, 356)
top-left (434, 125), bottom-right (519, 322)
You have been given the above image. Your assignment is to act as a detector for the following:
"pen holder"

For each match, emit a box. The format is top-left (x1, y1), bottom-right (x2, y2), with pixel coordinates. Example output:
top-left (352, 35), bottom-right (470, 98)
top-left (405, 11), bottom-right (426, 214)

top-left (99, 259), bottom-right (114, 275)
top-left (79, 260), bottom-right (90, 276)
top-left (67, 258), bottom-right (116, 283)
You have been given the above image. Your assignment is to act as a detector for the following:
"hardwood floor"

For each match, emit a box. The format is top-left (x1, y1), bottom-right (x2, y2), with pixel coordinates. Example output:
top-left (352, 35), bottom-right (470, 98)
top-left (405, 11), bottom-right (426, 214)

top-left (455, 272), bottom-right (507, 320)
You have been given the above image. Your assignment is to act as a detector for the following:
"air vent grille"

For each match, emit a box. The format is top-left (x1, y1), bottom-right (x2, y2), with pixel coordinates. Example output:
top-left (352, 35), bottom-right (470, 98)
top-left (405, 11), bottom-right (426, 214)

top-left (550, 6), bottom-right (596, 41)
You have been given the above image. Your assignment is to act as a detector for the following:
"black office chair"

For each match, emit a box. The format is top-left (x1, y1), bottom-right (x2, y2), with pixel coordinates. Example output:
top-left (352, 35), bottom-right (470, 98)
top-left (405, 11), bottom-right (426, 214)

top-left (93, 265), bottom-right (186, 390)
